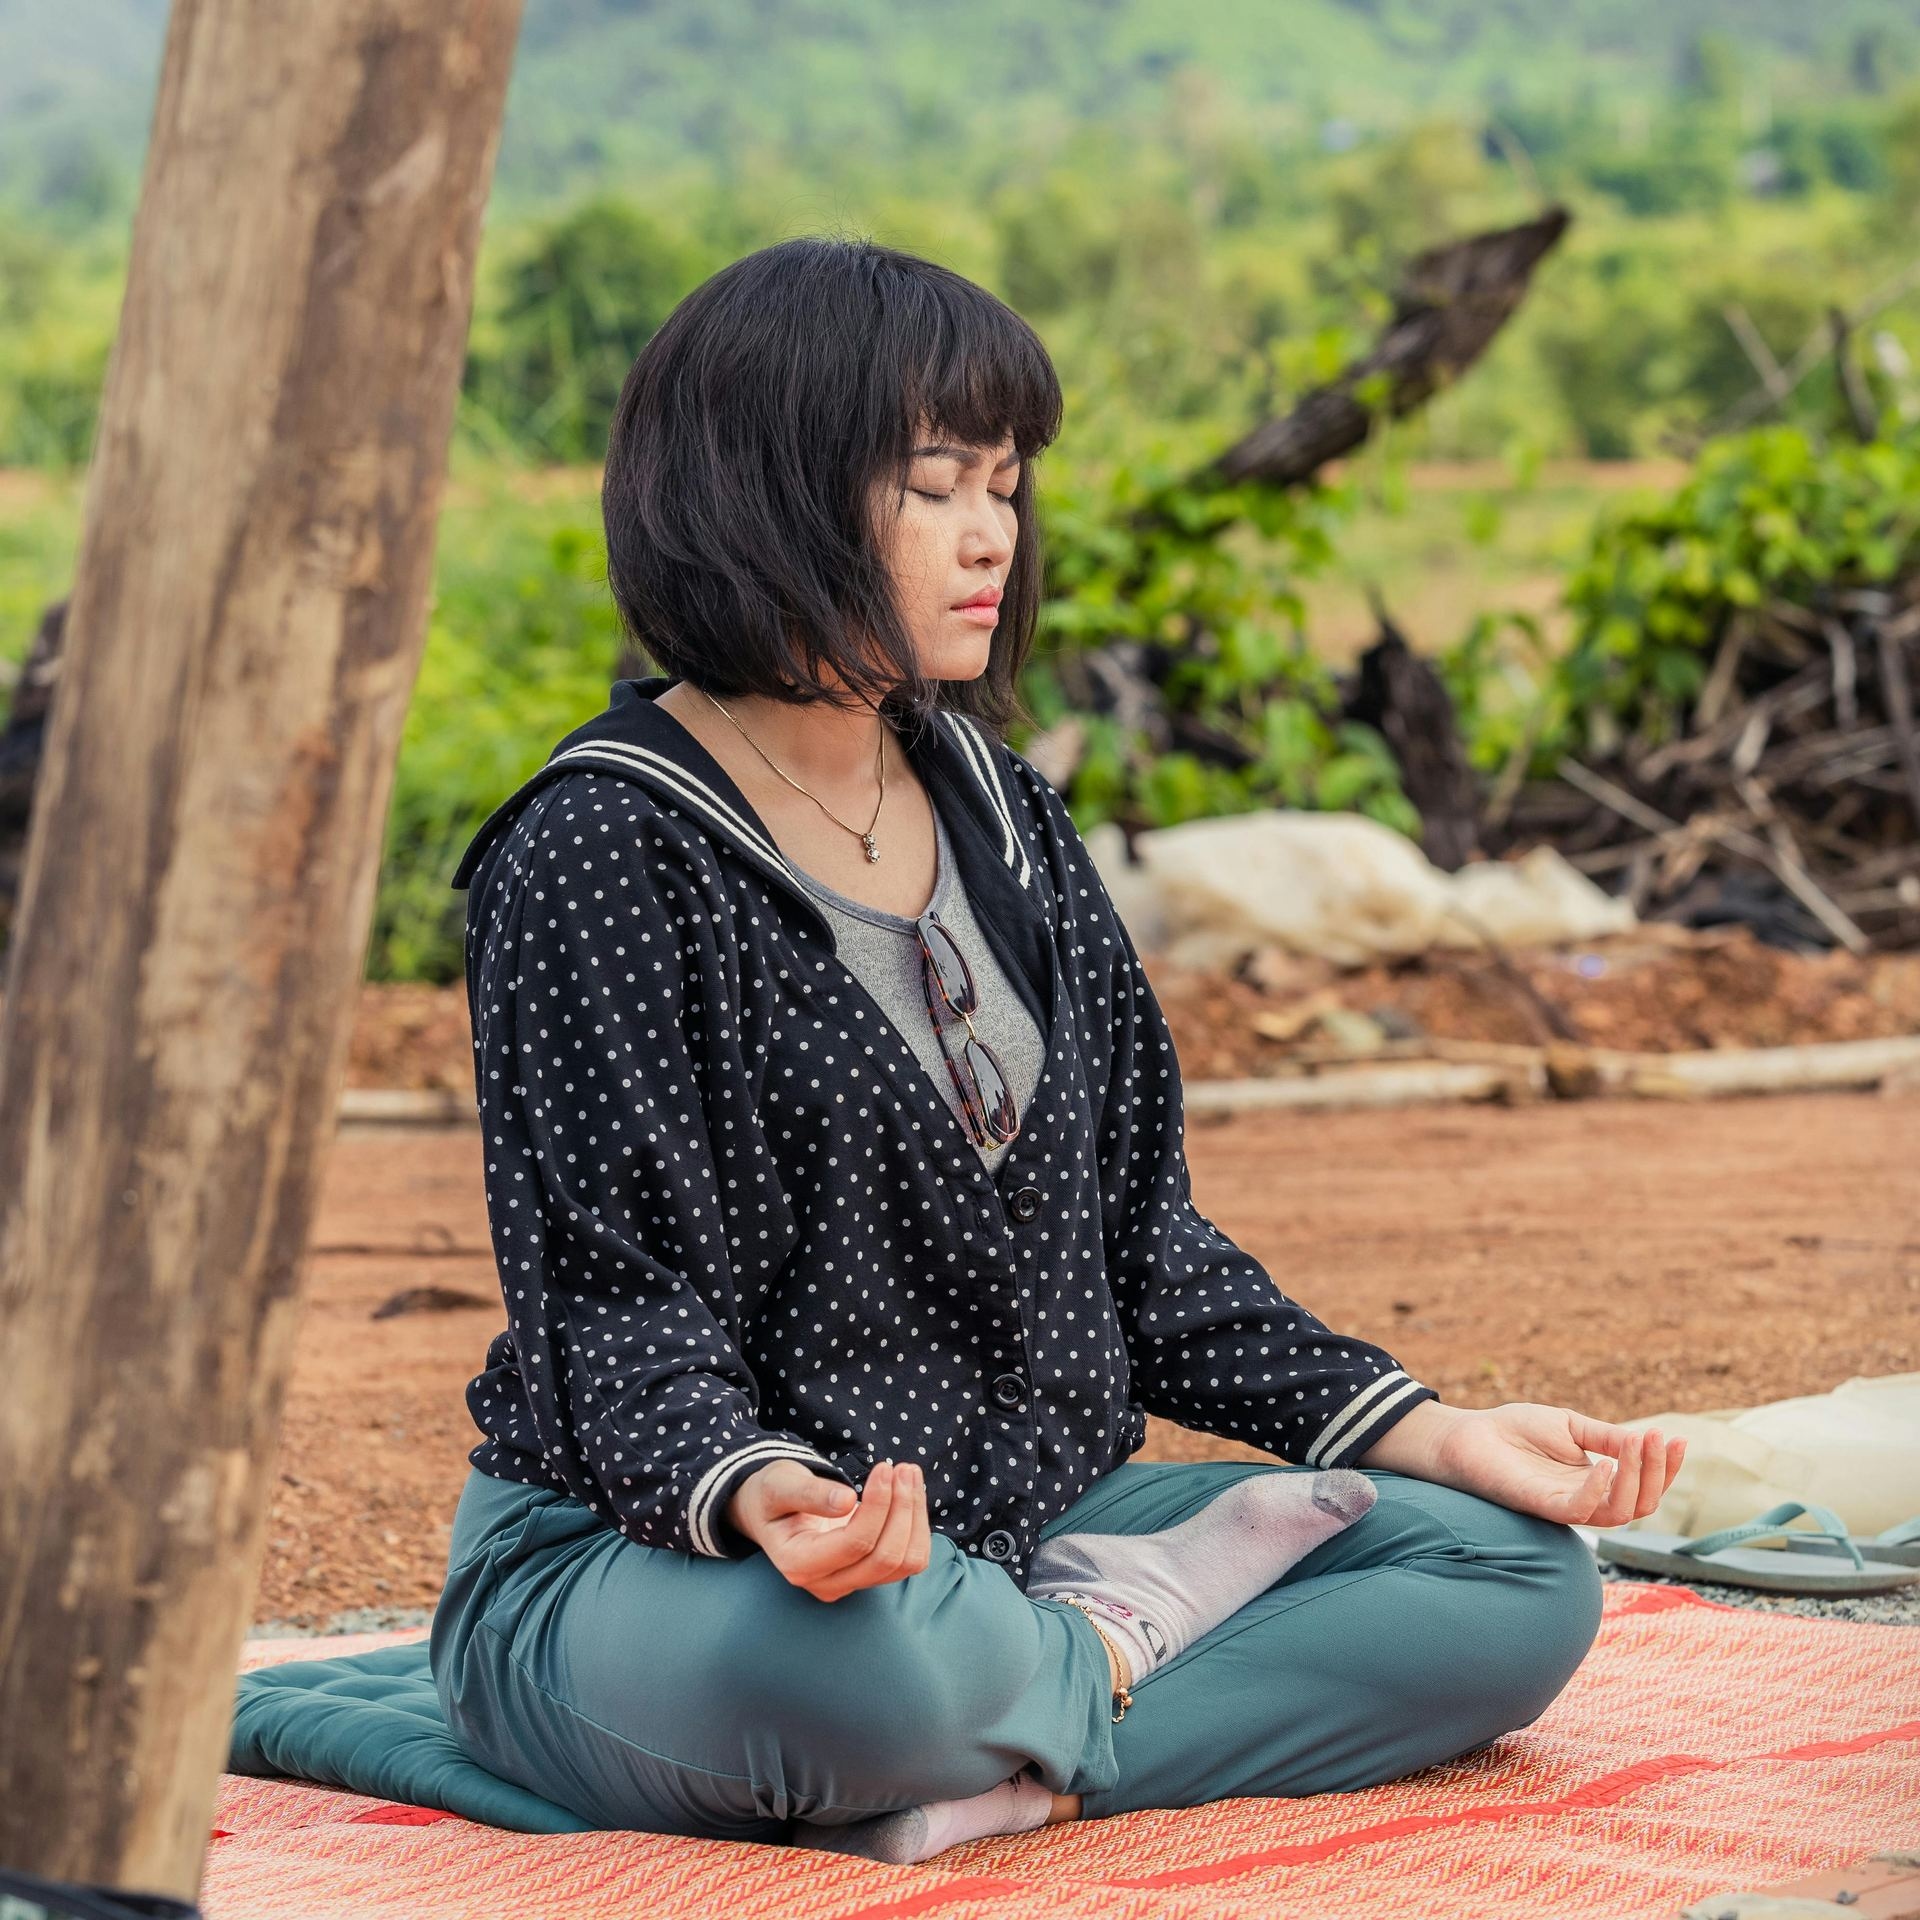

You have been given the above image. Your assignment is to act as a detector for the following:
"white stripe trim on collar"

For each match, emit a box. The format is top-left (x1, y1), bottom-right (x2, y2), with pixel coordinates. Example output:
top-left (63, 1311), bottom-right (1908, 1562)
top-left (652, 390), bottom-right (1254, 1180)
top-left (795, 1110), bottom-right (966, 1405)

top-left (555, 721), bottom-right (1039, 903)
top-left (549, 740), bottom-right (802, 881)
top-left (944, 712), bottom-right (1033, 890)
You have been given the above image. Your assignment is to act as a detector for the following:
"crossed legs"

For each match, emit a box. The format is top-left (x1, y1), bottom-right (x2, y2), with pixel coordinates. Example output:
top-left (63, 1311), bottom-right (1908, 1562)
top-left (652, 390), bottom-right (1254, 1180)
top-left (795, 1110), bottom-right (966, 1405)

top-left (430, 1460), bottom-right (1604, 1842)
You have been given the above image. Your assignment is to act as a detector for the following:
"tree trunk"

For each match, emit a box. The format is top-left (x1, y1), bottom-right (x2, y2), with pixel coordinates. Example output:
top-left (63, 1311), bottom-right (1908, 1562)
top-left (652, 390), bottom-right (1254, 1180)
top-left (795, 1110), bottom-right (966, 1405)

top-left (0, 0), bottom-right (521, 1898)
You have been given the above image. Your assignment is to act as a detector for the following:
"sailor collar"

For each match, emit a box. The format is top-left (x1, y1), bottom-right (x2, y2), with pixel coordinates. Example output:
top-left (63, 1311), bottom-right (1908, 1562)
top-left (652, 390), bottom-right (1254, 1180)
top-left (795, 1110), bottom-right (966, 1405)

top-left (450, 673), bottom-right (1061, 1013)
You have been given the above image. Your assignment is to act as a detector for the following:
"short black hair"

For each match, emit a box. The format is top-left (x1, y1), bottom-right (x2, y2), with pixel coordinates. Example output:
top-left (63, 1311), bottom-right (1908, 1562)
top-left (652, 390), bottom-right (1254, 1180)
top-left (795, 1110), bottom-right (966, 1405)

top-left (601, 234), bottom-right (1063, 739)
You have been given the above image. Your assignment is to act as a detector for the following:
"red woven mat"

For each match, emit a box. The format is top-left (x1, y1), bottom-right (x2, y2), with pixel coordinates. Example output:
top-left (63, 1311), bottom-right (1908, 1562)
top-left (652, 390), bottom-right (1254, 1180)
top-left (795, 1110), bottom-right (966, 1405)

top-left (205, 1585), bottom-right (1920, 1920)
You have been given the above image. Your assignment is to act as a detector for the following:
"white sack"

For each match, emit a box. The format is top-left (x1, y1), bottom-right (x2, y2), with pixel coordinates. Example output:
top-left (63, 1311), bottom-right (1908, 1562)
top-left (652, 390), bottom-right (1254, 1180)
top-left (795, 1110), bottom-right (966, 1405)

top-left (1436, 845), bottom-right (1637, 949)
top-left (1124, 810), bottom-right (1635, 968)
top-left (1134, 812), bottom-right (1455, 969)
top-left (1616, 1372), bottom-right (1920, 1540)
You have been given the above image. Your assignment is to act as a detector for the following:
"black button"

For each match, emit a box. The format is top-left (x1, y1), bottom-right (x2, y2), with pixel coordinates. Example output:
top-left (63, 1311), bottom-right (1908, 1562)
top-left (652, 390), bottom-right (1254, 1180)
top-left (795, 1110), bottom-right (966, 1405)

top-left (990, 1372), bottom-right (1026, 1410)
top-left (1010, 1185), bottom-right (1042, 1222)
top-left (982, 1529), bottom-right (1017, 1561)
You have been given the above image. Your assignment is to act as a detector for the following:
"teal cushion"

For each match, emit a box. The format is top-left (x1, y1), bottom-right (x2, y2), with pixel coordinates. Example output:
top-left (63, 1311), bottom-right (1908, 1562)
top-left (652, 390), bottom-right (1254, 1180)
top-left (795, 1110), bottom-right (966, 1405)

top-left (229, 1640), bottom-right (592, 1834)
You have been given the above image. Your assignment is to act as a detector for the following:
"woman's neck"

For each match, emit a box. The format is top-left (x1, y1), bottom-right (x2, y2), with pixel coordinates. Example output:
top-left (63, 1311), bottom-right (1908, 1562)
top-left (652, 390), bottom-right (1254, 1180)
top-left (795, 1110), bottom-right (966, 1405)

top-left (657, 679), bottom-right (895, 804)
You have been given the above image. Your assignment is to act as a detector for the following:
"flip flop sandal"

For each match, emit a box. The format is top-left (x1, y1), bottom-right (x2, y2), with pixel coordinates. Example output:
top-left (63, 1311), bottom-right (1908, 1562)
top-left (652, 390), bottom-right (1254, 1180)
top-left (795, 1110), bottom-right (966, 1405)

top-left (1775, 1512), bottom-right (1920, 1569)
top-left (1594, 1499), bottom-right (1920, 1595)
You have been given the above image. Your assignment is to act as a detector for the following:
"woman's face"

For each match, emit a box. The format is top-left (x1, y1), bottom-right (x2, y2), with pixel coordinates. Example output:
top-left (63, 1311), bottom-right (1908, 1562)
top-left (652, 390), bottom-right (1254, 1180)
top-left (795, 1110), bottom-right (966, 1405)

top-left (874, 427), bottom-right (1020, 680)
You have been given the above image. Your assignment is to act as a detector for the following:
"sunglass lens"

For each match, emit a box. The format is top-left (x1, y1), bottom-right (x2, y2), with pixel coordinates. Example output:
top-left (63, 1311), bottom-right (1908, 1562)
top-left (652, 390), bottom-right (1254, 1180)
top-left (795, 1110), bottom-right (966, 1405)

top-left (965, 1036), bottom-right (1019, 1141)
top-left (921, 916), bottom-right (976, 1016)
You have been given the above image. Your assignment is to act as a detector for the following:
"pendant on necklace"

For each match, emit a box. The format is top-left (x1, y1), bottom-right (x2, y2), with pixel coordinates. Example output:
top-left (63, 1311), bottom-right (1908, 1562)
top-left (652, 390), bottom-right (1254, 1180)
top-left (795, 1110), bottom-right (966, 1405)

top-left (862, 833), bottom-right (880, 863)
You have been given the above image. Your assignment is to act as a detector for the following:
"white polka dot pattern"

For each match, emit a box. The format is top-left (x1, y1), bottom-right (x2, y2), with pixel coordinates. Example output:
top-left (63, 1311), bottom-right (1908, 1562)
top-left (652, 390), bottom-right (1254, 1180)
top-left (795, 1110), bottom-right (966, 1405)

top-left (453, 685), bottom-right (1435, 1583)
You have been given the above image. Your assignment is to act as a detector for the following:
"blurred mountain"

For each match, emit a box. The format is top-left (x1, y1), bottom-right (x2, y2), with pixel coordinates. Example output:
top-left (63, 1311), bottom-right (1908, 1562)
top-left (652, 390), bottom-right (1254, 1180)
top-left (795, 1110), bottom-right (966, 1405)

top-left (1, 0), bottom-right (1914, 221)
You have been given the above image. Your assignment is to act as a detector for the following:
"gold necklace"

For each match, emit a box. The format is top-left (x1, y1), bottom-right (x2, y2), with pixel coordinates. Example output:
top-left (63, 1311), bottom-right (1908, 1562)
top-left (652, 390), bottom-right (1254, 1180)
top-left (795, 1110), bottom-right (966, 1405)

top-left (699, 687), bottom-right (889, 863)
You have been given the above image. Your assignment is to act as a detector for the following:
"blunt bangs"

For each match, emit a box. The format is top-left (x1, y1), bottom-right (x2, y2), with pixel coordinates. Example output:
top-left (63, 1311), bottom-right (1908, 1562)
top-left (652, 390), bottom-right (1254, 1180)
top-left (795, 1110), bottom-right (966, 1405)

top-left (601, 234), bottom-right (1063, 739)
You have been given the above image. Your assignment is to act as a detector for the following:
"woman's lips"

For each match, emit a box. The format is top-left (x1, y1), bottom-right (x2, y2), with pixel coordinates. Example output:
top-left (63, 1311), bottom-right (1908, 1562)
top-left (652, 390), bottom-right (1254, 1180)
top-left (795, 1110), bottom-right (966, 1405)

top-left (953, 603), bottom-right (1000, 625)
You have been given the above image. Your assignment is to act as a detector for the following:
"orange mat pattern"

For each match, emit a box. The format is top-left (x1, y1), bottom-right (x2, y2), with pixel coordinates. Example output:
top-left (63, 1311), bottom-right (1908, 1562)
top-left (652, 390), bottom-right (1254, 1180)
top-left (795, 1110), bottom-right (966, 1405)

top-left (205, 1586), bottom-right (1920, 1920)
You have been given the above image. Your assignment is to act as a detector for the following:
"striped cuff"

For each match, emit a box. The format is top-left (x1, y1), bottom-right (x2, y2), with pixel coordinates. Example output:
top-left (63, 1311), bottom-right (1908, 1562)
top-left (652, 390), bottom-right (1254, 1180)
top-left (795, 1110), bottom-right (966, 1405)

top-left (1302, 1370), bottom-right (1437, 1469)
top-left (686, 1437), bottom-right (855, 1558)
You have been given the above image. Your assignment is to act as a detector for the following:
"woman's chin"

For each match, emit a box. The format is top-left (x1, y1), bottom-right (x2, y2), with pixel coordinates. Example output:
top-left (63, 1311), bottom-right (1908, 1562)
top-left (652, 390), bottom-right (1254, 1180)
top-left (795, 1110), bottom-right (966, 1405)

top-left (921, 629), bottom-right (996, 680)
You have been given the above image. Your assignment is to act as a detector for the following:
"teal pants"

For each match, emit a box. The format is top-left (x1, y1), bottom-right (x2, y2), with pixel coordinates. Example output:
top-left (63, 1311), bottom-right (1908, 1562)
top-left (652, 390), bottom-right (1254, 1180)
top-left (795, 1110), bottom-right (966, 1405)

top-left (429, 1458), bottom-right (1603, 1841)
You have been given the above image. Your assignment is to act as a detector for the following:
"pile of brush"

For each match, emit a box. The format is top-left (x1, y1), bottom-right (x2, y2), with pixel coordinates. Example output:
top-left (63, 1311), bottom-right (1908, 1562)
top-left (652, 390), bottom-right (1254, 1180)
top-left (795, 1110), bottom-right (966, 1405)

top-left (1490, 585), bottom-right (1920, 954)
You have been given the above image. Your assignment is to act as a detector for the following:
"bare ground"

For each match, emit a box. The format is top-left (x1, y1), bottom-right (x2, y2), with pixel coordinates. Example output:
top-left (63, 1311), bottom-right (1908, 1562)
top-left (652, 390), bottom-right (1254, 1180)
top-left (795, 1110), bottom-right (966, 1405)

top-left (343, 931), bottom-right (1920, 1095)
top-left (254, 1090), bottom-right (1920, 1626)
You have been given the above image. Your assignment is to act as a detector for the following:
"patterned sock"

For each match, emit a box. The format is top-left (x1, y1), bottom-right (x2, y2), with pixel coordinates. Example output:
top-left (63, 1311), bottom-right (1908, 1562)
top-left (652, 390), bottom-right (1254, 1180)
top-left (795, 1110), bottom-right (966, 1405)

top-left (1026, 1469), bottom-right (1377, 1688)
top-left (791, 1765), bottom-right (1054, 1863)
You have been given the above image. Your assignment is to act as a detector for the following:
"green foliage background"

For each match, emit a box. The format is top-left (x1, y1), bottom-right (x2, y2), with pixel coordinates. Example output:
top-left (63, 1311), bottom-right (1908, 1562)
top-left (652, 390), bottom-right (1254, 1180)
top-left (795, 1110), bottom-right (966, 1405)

top-left (2, 2), bottom-right (1919, 980)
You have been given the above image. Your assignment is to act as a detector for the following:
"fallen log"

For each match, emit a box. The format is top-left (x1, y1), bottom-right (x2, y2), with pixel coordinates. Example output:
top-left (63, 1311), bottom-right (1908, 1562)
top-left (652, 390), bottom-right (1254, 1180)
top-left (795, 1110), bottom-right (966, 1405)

top-left (1178, 1033), bottom-right (1920, 1116)
top-left (1205, 207), bottom-right (1571, 491)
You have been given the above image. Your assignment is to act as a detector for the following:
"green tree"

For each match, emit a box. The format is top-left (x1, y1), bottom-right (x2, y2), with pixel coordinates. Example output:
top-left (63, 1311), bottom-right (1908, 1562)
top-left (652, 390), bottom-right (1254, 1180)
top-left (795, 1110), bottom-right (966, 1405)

top-left (461, 197), bottom-right (711, 463)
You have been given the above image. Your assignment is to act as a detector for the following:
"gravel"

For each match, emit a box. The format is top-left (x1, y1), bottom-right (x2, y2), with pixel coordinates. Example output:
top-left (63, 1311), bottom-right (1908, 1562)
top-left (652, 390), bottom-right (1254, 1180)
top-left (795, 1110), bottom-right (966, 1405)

top-left (1591, 1550), bottom-right (1920, 1625)
top-left (249, 1604), bottom-right (436, 1641)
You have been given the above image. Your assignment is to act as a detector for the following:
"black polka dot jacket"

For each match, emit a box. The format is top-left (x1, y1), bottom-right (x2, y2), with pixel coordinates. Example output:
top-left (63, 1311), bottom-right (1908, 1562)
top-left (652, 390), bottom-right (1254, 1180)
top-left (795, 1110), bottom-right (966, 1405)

top-left (449, 675), bottom-right (1437, 1586)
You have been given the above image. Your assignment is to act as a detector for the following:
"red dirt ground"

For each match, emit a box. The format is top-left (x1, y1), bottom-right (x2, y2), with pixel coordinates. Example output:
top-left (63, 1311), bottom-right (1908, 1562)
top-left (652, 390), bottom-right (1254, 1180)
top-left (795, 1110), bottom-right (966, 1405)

top-left (257, 1089), bottom-right (1919, 1625)
top-left (343, 929), bottom-right (1920, 1094)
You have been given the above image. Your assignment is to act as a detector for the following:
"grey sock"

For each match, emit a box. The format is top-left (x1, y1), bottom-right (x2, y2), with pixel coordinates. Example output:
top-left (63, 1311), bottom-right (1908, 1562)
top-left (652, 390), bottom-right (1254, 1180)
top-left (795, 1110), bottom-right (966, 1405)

top-left (791, 1766), bottom-right (1053, 1863)
top-left (1026, 1469), bottom-right (1376, 1687)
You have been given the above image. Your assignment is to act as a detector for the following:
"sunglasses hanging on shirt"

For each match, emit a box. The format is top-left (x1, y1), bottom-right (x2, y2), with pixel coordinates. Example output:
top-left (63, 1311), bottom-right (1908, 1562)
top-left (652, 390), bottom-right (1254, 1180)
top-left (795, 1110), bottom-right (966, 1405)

top-left (916, 908), bottom-right (1020, 1147)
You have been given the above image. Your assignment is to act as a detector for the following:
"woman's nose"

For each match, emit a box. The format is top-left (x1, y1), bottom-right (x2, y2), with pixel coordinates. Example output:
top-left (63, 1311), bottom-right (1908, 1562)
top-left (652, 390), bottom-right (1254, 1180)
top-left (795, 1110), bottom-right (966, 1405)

top-left (966, 505), bottom-right (1013, 565)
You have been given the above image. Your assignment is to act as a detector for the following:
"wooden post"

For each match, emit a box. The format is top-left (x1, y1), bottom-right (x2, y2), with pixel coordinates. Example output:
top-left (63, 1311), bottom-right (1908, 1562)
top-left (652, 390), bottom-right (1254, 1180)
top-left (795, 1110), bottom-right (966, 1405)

top-left (0, 0), bottom-right (521, 1896)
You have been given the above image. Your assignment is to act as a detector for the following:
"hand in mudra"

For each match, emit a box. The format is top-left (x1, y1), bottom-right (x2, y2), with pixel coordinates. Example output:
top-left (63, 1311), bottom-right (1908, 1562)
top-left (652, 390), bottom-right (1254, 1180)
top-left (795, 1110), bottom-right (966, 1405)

top-left (1421, 1402), bottom-right (1688, 1527)
top-left (727, 1457), bottom-right (932, 1601)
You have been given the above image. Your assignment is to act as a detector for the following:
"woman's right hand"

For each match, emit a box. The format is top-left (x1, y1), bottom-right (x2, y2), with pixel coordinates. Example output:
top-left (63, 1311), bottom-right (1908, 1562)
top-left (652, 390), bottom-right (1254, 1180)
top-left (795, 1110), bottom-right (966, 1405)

top-left (726, 1458), bottom-right (932, 1601)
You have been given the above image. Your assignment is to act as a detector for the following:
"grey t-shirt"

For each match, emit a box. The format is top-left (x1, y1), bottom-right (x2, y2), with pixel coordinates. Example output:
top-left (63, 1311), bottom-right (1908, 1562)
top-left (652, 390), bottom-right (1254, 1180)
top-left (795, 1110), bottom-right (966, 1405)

top-left (788, 795), bottom-right (1044, 1172)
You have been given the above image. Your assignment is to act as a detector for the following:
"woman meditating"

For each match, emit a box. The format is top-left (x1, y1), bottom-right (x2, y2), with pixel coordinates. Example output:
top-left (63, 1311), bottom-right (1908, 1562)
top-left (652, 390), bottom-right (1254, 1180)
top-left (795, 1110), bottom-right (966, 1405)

top-left (436, 234), bottom-right (1684, 1862)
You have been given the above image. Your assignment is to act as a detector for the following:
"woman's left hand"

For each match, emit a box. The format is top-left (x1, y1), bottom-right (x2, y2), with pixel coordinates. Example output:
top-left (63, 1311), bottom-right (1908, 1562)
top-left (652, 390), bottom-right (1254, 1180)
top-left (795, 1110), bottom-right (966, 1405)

top-left (1358, 1400), bottom-right (1687, 1527)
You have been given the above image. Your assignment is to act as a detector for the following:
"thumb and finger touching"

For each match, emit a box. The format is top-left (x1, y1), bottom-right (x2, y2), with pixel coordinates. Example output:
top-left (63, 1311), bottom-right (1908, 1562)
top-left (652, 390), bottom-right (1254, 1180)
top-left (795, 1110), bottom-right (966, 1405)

top-left (768, 1464), bottom-right (860, 1518)
top-left (768, 1459), bottom-right (931, 1598)
top-left (761, 1403), bottom-right (1693, 1580)
top-left (1481, 1408), bottom-right (1688, 1526)
top-left (1561, 1429), bottom-right (1688, 1527)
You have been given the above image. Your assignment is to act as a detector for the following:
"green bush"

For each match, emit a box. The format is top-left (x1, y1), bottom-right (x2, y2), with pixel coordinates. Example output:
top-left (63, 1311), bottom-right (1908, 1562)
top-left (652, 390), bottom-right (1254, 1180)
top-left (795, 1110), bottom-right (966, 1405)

top-left (1023, 429), bottom-right (1418, 843)
top-left (1442, 416), bottom-right (1920, 773)
top-left (360, 431), bottom-right (1423, 983)
top-left (460, 199), bottom-right (714, 464)
top-left (366, 515), bottom-right (623, 982)
top-left (1555, 419), bottom-right (1920, 748)
top-left (0, 223), bottom-right (117, 467)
